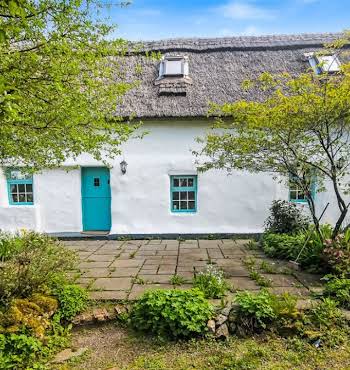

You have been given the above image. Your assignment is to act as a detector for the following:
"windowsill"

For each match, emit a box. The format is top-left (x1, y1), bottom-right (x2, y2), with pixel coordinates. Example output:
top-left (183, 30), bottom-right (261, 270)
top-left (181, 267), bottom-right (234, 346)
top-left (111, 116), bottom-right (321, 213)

top-left (289, 199), bottom-right (308, 204)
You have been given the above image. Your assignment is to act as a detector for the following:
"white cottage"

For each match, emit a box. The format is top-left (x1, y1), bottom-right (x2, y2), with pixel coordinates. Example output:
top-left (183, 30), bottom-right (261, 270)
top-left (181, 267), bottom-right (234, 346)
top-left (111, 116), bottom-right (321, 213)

top-left (1, 33), bottom-right (349, 236)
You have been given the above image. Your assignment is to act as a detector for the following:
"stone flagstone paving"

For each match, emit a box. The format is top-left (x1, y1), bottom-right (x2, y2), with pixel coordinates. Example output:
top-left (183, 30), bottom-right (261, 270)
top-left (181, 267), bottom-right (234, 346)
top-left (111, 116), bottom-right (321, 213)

top-left (62, 239), bottom-right (322, 301)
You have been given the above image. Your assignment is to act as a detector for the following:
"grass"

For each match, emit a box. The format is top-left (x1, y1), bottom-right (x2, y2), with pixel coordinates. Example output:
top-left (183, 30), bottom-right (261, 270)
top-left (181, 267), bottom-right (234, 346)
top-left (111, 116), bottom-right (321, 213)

top-left (170, 274), bottom-right (187, 286)
top-left (65, 323), bottom-right (350, 370)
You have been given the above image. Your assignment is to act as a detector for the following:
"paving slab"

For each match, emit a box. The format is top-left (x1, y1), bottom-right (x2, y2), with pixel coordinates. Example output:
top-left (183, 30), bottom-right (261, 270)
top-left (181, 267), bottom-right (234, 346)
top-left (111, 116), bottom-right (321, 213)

top-left (91, 277), bottom-right (132, 291)
top-left (80, 268), bottom-right (111, 278)
top-left (158, 265), bottom-right (176, 274)
top-left (79, 261), bottom-right (111, 269)
top-left (87, 254), bottom-right (116, 262)
top-left (110, 259), bottom-right (144, 268)
top-left (89, 291), bottom-right (128, 300)
top-left (138, 274), bottom-right (173, 284)
top-left (109, 267), bottom-right (141, 277)
top-left (261, 273), bottom-right (301, 287)
top-left (226, 277), bottom-right (260, 291)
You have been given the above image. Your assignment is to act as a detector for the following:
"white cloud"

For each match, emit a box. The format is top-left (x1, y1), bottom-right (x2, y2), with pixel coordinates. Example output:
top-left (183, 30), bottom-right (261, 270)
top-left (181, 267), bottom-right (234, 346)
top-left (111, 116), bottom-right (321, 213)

top-left (217, 2), bottom-right (275, 20)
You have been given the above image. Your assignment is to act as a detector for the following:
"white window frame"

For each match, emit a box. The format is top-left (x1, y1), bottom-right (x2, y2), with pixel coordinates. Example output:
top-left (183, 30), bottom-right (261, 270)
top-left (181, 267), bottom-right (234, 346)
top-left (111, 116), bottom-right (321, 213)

top-left (159, 56), bottom-right (189, 78)
top-left (305, 52), bottom-right (341, 75)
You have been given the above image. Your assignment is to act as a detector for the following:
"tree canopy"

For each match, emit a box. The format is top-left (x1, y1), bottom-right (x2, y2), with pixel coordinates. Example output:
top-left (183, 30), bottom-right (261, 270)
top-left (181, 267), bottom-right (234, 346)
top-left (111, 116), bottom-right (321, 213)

top-left (0, 0), bottom-right (139, 169)
top-left (197, 33), bottom-right (350, 238)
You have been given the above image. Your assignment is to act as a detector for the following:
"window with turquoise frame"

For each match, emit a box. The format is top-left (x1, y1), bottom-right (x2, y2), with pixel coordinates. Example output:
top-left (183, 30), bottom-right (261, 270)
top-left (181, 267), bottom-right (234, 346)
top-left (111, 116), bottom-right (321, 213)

top-left (170, 175), bottom-right (197, 213)
top-left (289, 173), bottom-right (315, 203)
top-left (7, 169), bottom-right (34, 205)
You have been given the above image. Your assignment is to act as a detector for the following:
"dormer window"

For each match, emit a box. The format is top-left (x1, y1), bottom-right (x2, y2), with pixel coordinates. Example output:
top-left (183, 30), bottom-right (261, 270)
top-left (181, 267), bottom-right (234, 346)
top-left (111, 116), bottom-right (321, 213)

top-left (158, 56), bottom-right (189, 78)
top-left (305, 52), bottom-right (341, 75)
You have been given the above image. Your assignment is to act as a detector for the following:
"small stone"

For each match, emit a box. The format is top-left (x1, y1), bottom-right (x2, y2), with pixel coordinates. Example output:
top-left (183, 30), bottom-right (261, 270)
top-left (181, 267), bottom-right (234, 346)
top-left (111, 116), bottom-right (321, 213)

top-left (207, 319), bottom-right (216, 334)
top-left (221, 306), bottom-right (231, 317)
top-left (342, 309), bottom-right (350, 321)
top-left (215, 314), bottom-right (228, 326)
top-left (114, 304), bottom-right (128, 316)
top-left (93, 308), bottom-right (109, 322)
top-left (51, 348), bottom-right (88, 364)
top-left (72, 313), bottom-right (94, 325)
top-left (296, 299), bottom-right (315, 311)
top-left (215, 323), bottom-right (229, 339)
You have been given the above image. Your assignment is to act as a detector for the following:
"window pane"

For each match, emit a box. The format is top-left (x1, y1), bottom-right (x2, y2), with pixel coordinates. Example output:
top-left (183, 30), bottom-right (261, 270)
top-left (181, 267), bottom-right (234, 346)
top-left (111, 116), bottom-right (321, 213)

top-left (173, 201), bottom-right (179, 210)
top-left (188, 191), bottom-right (195, 200)
top-left (180, 192), bottom-right (187, 200)
top-left (12, 194), bottom-right (18, 203)
top-left (173, 178), bottom-right (179, 187)
top-left (298, 192), bottom-right (306, 200)
top-left (180, 201), bottom-right (187, 209)
top-left (290, 191), bottom-right (297, 200)
top-left (25, 184), bottom-right (33, 193)
top-left (27, 193), bottom-right (33, 203)
top-left (172, 191), bottom-right (179, 200)
top-left (188, 178), bottom-right (194, 187)
top-left (180, 178), bottom-right (187, 187)
top-left (94, 178), bottom-right (100, 187)
top-left (10, 184), bottom-right (18, 193)
top-left (18, 184), bottom-right (25, 193)
top-left (18, 194), bottom-right (25, 202)
top-left (188, 201), bottom-right (195, 210)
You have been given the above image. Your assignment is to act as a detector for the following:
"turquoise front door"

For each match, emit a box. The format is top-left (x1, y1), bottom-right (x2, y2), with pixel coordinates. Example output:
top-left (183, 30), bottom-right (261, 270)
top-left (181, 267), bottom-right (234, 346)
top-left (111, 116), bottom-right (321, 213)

top-left (81, 167), bottom-right (111, 231)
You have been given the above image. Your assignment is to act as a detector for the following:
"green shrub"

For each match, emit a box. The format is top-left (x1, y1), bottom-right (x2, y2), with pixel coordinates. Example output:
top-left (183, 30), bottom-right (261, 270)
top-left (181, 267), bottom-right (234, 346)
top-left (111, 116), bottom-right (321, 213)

top-left (264, 200), bottom-right (310, 235)
top-left (262, 224), bottom-right (332, 271)
top-left (262, 233), bottom-right (304, 260)
top-left (233, 290), bottom-right (299, 336)
top-left (129, 289), bottom-right (213, 339)
top-left (323, 230), bottom-right (350, 276)
top-left (51, 284), bottom-right (88, 321)
top-left (193, 264), bottom-right (229, 298)
top-left (0, 333), bottom-right (45, 369)
top-left (323, 276), bottom-right (350, 309)
top-left (0, 231), bottom-right (77, 306)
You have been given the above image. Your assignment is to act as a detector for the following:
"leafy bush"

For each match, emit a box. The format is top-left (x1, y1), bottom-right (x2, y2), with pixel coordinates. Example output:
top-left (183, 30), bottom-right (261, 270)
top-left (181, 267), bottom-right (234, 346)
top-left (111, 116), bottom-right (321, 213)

top-left (232, 290), bottom-right (299, 336)
top-left (262, 233), bottom-right (304, 260)
top-left (264, 200), bottom-right (310, 234)
top-left (129, 289), bottom-right (213, 339)
top-left (0, 231), bottom-right (77, 306)
top-left (323, 230), bottom-right (350, 276)
top-left (323, 276), bottom-right (350, 309)
top-left (0, 333), bottom-right (45, 369)
top-left (193, 264), bottom-right (229, 298)
top-left (51, 284), bottom-right (88, 321)
top-left (262, 224), bottom-right (333, 271)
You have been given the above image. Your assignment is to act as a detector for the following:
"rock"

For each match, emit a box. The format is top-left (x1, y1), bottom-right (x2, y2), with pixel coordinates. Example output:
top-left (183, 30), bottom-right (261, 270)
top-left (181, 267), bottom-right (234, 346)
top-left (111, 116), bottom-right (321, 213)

top-left (207, 319), bottom-right (216, 334)
top-left (342, 309), bottom-right (350, 321)
top-left (221, 306), bottom-right (231, 317)
top-left (72, 312), bottom-right (94, 325)
top-left (228, 321), bottom-right (237, 334)
top-left (93, 308), bottom-right (109, 322)
top-left (215, 314), bottom-right (228, 326)
top-left (215, 323), bottom-right (229, 339)
top-left (296, 299), bottom-right (315, 311)
top-left (51, 348), bottom-right (88, 364)
top-left (114, 304), bottom-right (128, 316)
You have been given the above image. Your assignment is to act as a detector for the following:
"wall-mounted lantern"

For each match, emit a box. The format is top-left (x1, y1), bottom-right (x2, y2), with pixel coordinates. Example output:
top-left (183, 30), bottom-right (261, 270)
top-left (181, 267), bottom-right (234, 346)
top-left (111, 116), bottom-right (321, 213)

top-left (120, 160), bottom-right (128, 175)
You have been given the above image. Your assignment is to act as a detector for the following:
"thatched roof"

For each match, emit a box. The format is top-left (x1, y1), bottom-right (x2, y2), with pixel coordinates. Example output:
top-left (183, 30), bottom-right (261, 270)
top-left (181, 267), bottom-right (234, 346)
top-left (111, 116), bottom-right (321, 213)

top-left (117, 32), bottom-right (348, 119)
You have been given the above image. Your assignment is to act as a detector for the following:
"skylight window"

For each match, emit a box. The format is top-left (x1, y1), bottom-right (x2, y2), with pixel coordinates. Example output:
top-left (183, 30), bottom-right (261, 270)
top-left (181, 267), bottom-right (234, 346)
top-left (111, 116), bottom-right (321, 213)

top-left (305, 52), bottom-right (341, 75)
top-left (158, 56), bottom-right (189, 78)
top-left (164, 58), bottom-right (183, 76)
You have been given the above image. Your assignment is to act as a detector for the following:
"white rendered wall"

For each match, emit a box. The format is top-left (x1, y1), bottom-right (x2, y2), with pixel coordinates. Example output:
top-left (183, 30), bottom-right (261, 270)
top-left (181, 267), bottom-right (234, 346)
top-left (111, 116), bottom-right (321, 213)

top-left (0, 120), bottom-right (349, 234)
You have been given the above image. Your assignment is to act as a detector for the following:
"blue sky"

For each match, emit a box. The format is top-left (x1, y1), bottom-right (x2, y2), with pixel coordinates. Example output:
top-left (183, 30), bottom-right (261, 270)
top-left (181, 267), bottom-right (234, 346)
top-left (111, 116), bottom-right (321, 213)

top-left (107, 0), bottom-right (349, 40)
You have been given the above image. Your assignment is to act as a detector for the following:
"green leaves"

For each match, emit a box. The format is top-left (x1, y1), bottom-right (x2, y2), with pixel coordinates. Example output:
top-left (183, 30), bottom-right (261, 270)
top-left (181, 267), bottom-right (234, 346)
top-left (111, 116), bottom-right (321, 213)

top-left (0, 0), bottom-right (140, 169)
top-left (129, 289), bottom-right (213, 339)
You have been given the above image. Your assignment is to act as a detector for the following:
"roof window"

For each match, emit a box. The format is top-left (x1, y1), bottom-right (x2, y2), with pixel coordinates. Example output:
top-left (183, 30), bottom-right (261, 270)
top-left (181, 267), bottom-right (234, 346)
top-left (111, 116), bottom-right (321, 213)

top-left (305, 52), bottom-right (341, 75)
top-left (158, 56), bottom-right (189, 78)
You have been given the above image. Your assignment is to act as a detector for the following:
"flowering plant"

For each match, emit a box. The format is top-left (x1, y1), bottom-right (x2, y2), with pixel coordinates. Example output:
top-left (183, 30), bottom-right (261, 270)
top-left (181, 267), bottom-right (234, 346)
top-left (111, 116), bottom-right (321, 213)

top-left (323, 233), bottom-right (350, 276)
top-left (193, 264), bottom-right (229, 298)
